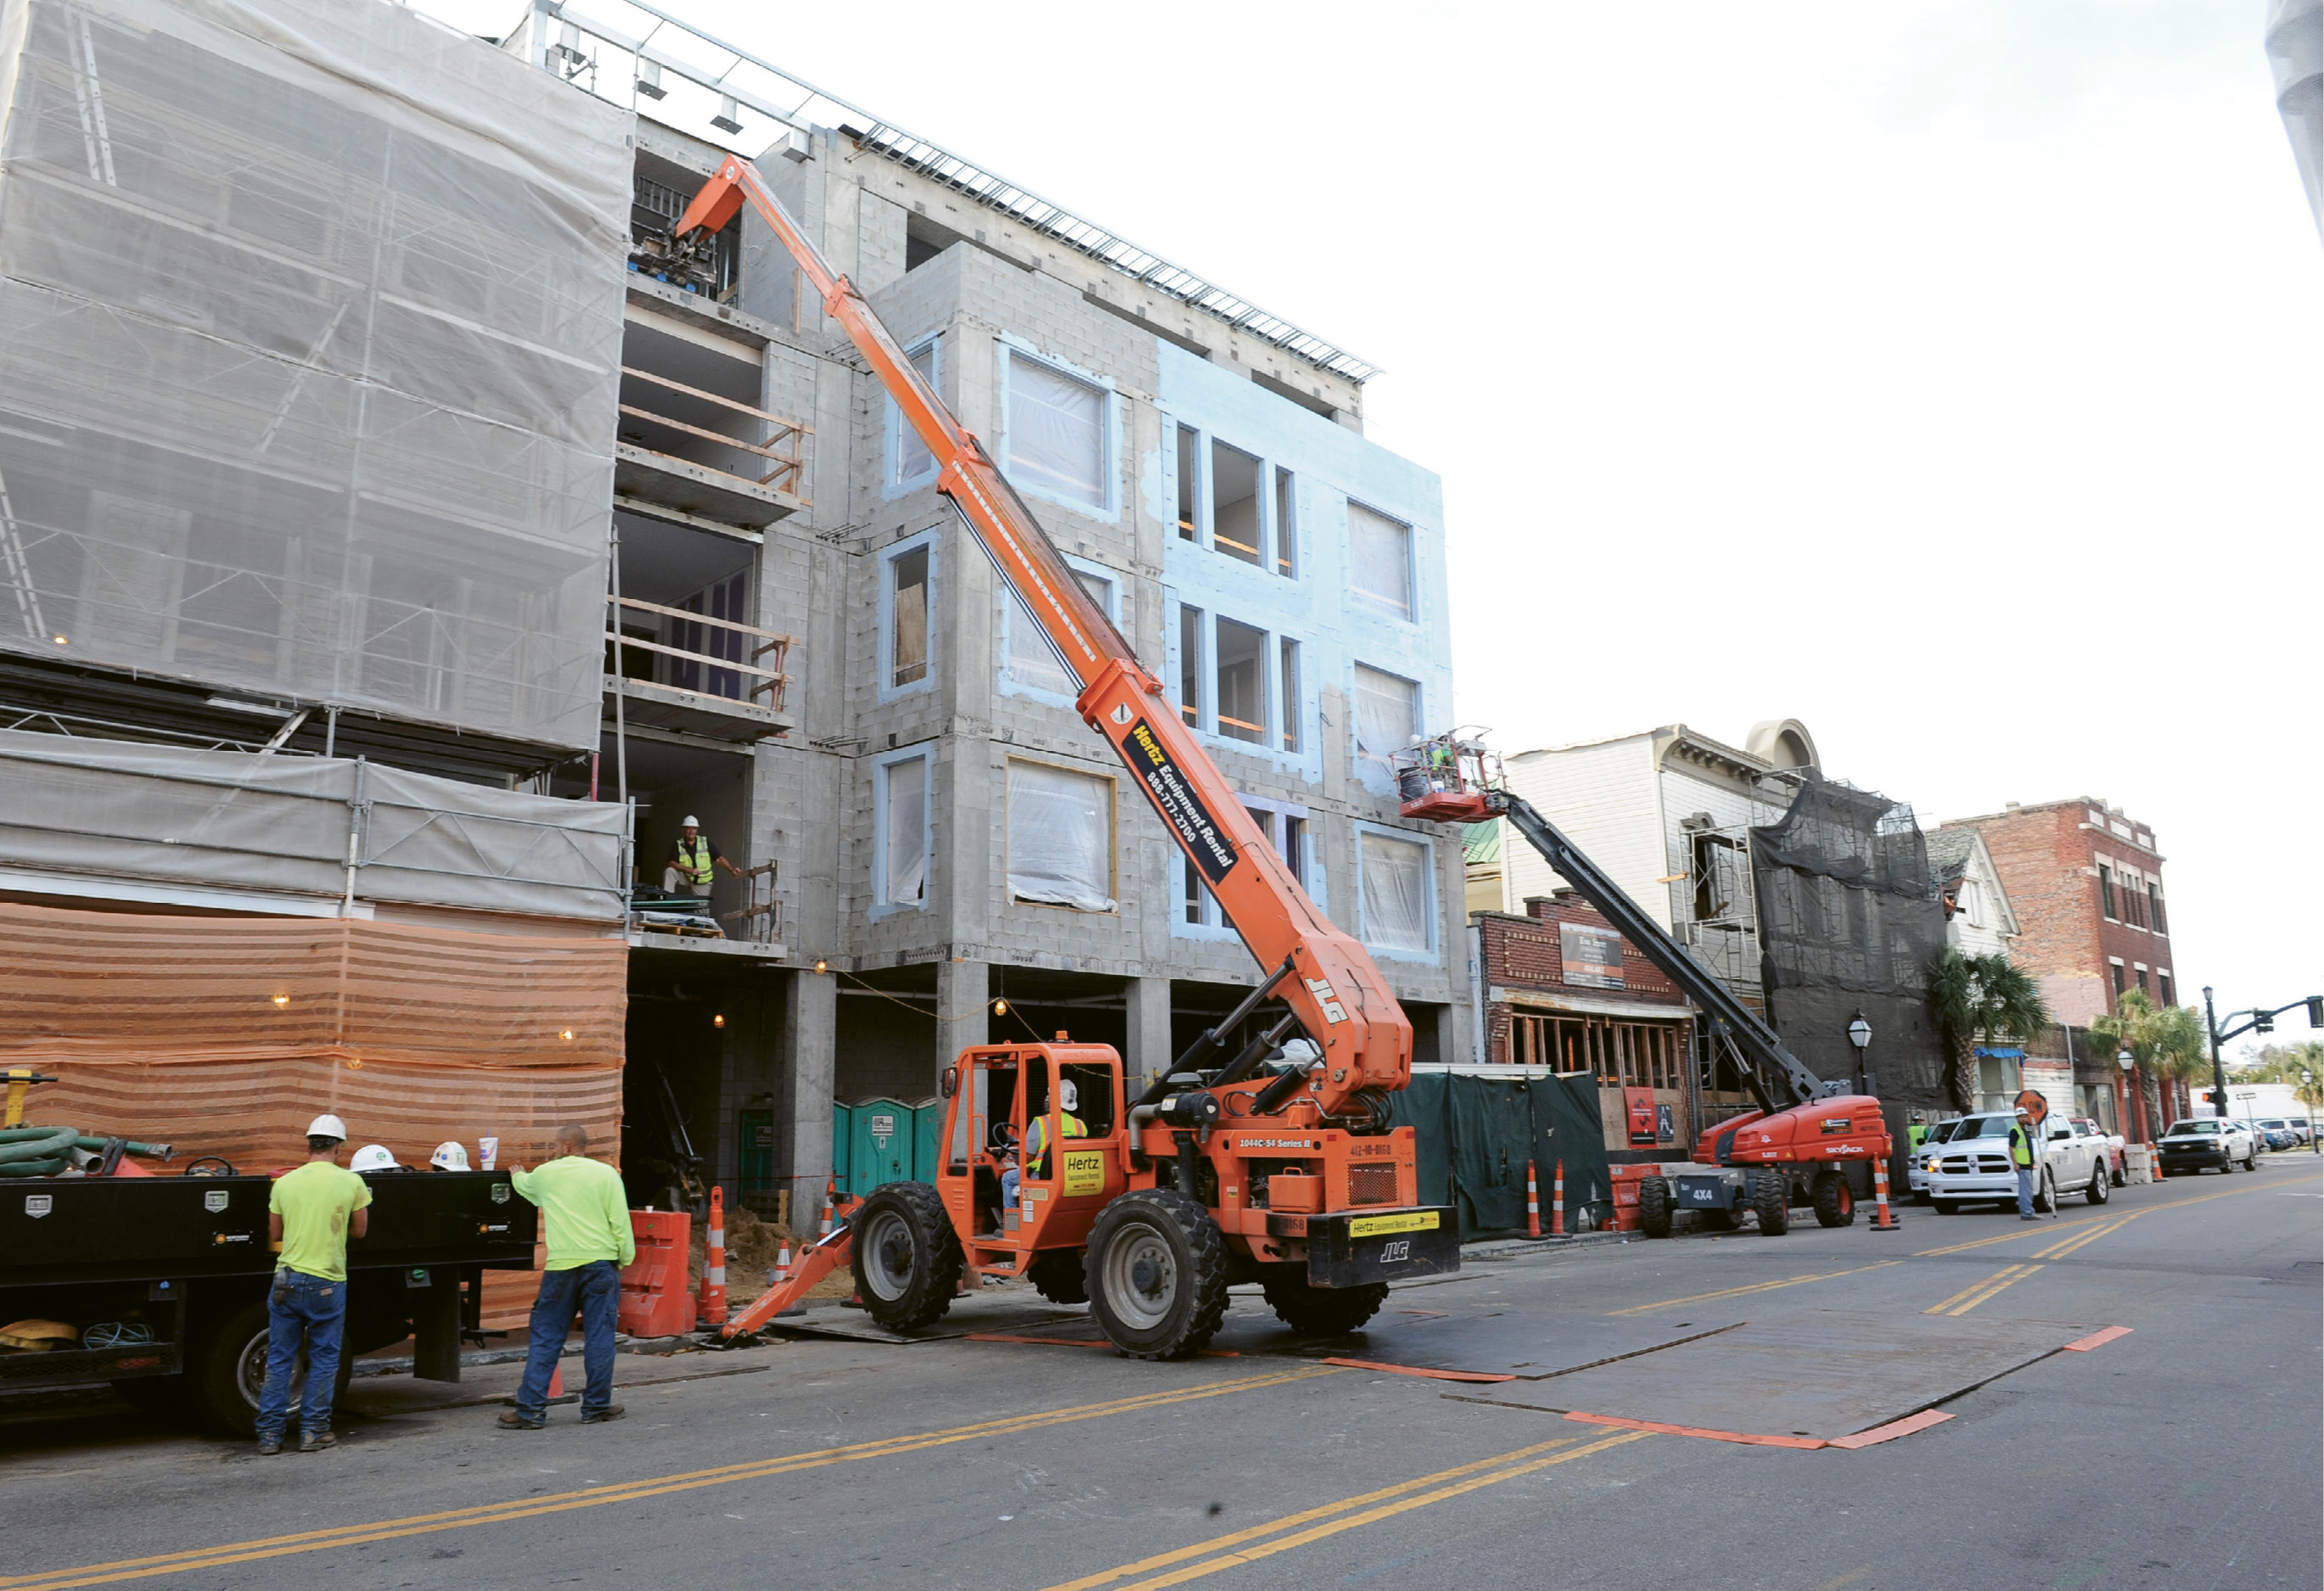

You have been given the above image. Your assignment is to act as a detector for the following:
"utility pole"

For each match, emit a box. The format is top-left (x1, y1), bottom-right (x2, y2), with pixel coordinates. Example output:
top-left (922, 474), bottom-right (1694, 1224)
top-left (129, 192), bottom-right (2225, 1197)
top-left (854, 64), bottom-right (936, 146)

top-left (2203, 986), bottom-right (2230, 1120)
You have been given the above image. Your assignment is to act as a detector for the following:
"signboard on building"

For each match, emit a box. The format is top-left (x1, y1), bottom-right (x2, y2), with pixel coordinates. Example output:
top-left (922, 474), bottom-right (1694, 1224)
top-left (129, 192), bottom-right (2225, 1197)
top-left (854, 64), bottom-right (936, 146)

top-left (1625, 1086), bottom-right (1657, 1146)
top-left (1560, 922), bottom-right (1625, 990)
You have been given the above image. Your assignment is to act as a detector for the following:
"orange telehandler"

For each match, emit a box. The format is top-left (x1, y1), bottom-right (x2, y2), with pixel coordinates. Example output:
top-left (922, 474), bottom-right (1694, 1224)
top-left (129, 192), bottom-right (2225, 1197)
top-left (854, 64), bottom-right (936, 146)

top-left (684, 156), bottom-right (1453, 1359)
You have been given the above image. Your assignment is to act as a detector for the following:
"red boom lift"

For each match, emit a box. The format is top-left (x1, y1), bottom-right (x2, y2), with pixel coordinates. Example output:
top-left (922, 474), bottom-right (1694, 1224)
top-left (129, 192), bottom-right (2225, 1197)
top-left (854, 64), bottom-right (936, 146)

top-left (682, 156), bottom-right (1454, 1358)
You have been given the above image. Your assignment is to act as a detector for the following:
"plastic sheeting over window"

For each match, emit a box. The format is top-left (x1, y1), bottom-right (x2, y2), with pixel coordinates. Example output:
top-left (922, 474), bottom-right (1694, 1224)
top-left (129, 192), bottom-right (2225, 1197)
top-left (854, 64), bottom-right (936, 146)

top-left (1346, 504), bottom-right (1414, 617)
top-left (1004, 568), bottom-right (1110, 697)
top-left (1007, 759), bottom-right (1114, 912)
top-left (890, 340), bottom-right (940, 486)
top-left (1007, 356), bottom-right (1106, 507)
top-left (1359, 830), bottom-right (1430, 953)
top-left (0, 0), bottom-right (632, 752)
top-left (1353, 664), bottom-right (1419, 780)
top-left (881, 753), bottom-right (928, 906)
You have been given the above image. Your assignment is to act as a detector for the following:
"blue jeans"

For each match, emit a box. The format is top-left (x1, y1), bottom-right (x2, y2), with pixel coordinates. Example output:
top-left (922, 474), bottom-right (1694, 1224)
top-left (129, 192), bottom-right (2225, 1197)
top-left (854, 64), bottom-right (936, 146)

top-left (256, 1269), bottom-right (345, 1443)
top-left (2016, 1165), bottom-right (2037, 1215)
top-left (513, 1260), bottom-right (620, 1420)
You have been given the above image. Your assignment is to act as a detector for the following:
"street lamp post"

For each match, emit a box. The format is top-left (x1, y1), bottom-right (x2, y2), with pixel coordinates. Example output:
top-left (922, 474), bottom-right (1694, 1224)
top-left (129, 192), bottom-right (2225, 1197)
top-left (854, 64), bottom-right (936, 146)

top-left (2202, 986), bottom-right (2231, 1121)
top-left (2118, 1046), bottom-right (2146, 1146)
top-left (1848, 1011), bottom-right (1872, 1096)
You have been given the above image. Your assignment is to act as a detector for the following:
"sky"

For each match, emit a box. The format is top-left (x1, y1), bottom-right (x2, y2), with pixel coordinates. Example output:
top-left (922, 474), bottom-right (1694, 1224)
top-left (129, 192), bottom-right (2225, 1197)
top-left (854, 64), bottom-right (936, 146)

top-left (433, 1), bottom-right (2320, 1058)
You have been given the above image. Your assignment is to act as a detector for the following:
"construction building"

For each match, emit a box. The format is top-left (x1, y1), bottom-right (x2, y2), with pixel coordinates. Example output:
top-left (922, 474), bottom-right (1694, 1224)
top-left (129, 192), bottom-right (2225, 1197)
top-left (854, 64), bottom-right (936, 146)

top-left (0, 0), bottom-right (1470, 1229)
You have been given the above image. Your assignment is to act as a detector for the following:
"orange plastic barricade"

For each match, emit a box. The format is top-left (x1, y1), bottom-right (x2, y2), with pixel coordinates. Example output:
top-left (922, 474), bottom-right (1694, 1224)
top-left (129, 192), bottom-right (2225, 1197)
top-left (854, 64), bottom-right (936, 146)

top-left (618, 1210), bottom-right (694, 1338)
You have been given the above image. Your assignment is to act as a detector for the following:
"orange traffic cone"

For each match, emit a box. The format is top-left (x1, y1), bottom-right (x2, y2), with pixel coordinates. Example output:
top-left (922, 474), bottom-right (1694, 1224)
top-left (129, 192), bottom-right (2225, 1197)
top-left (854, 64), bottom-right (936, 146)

top-left (817, 1176), bottom-right (837, 1240)
top-left (698, 1186), bottom-right (728, 1326)
top-left (1524, 1160), bottom-right (1542, 1239)
top-left (1550, 1159), bottom-right (1567, 1237)
top-left (773, 1238), bottom-right (791, 1288)
top-left (1869, 1157), bottom-right (1902, 1230)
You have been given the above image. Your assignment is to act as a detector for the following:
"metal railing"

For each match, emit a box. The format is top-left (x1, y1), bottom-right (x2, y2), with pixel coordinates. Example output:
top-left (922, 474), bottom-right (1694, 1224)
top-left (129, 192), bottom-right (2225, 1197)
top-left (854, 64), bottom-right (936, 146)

top-left (719, 861), bottom-right (783, 944)
top-left (608, 594), bottom-right (797, 714)
top-left (619, 366), bottom-right (811, 501)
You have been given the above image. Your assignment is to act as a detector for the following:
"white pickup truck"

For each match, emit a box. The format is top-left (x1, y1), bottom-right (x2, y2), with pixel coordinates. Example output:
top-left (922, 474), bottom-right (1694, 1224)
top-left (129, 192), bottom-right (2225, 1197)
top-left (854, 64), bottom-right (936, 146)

top-left (1926, 1110), bottom-right (2111, 1213)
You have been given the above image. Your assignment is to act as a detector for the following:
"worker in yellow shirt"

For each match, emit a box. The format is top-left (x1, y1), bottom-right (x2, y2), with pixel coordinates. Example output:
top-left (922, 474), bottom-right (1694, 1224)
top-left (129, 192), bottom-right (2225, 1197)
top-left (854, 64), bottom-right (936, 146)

top-left (498, 1123), bottom-right (636, 1429)
top-left (256, 1113), bottom-right (372, 1455)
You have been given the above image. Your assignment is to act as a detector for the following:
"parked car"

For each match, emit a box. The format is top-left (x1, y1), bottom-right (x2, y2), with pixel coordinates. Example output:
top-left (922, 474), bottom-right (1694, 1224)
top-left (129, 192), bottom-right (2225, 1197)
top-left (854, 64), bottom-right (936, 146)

top-left (1909, 1118), bottom-right (1963, 1202)
top-left (1927, 1110), bottom-right (2109, 1213)
top-left (2254, 1118), bottom-right (2300, 1152)
top-left (2069, 1116), bottom-right (2128, 1185)
top-left (2157, 1116), bottom-right (2256, 1175)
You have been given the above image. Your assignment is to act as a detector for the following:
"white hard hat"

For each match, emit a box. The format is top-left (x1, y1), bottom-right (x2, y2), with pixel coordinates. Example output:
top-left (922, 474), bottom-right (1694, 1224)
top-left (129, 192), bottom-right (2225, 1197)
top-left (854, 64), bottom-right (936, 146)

top-left (1058, 1078), bottom-right (1078, 1113)
top-left (350, 1144), bottom-right (397, 1172)
top-left (306, 1114), bottom-right (348, 1141)
top-left (429, 1140), bottom-right (471, 1171)
top-left (682, 815), bottom-right (701, 827)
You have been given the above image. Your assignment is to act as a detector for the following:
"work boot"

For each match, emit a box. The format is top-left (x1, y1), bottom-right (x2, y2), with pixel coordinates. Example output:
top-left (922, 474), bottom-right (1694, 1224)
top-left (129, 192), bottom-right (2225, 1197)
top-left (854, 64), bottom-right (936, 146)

top-left (298, 1430), bottom-right (336, 1453)
top-left (581, 1403), bottom-right (626, 1425)
top-left (255, 1436), bottom-right (283, 1456)
top-left (497, 1410), bottom-right (545, 1430)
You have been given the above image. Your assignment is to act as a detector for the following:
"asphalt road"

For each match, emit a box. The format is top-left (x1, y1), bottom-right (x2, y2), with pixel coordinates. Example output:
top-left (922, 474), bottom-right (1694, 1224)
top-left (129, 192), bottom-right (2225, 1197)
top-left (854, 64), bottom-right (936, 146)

top-left (4, 1156), bottom-right (2317, 1591)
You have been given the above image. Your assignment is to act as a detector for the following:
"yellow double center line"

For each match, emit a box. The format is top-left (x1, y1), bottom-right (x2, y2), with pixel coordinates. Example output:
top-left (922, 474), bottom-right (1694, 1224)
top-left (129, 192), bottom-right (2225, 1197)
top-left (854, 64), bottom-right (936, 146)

top-left (1038, 1428), bottom-right (1654, 1591)
top-left (1915, 1178), bottom-right (2278, 1258)
top-left (1923, 1263), bottom-right (2042, 1315)
top-left (2033, 1212), bottom-right (2143, 1259)
top-left (0, 1366), bottom-right (1340, 1591)
top-left (1606, 1261), bottom-right (1901, 1316)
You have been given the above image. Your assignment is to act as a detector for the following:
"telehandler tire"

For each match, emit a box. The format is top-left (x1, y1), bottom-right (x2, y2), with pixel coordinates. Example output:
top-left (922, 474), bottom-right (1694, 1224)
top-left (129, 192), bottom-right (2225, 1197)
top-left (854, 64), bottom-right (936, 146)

top-left (850, 1181), bottom-right (963, 1331)
top-left (1026, 1249), bottom-right (1089, 1305)
top-left (1636, 1177), bottom-right (1674, 1239)
top-left (1753, 1170), bottom-right (1791, 1235)
top-left (1261, 1273), bottom-right (1389, 1335)
top-left (1810, 1169), bottom-right (1855, 1228)
top-left (1082, 1188), bottom-right (1228, 1360)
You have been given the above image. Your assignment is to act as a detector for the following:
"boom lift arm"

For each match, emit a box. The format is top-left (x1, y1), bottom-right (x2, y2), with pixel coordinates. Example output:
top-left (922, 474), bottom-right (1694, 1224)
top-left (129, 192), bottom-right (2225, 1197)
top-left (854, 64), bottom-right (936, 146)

top-left (675, 157), bottom-right (1408, 1114)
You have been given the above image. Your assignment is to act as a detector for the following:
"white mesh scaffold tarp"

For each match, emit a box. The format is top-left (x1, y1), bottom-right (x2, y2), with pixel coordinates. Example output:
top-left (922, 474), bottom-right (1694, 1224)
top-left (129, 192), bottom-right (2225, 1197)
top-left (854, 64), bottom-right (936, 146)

top-left (0, 0), bottom-right (634, 751)
top-left (0, 727), bottom-right (627, 919)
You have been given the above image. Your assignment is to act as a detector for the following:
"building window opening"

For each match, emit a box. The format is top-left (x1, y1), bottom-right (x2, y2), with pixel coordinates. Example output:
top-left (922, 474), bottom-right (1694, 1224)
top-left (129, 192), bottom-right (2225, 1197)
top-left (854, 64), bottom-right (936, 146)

top-left (1177, 603), bottom-right (1204, 728)
top-left (1347, 502), bottom-right (1413, 618)
top-left (2148, 882), bottom-right (2166, 933)
top-left (1006, 759), bottom-right (1115, 913)
top-left (1690, 832), bottom-right (1746, 923)
top-left (1004, 567), bottom-right (1112, 697)
top-left (1357, 830), bottom-right (1431, 954)
top-left (1353, 664), bottom-right (1420, 782)
top-left (1273, 467), bottom-right (1296, 579)
top-left (1007, 356), bottom-right (1106, 509)
top-left (2158, 971), bottom-right (2175, 1007)
top-left (889, 544), bottom-right (929, 688)
top-left (2097, 862), bottom-right (2117, 921)
top-left (889, 339), bottom-right (940, 487)
top-left (2135, 965), bottom-right (2149, 995)
top-left (2109, 961), bottom-right (2126, 998)
top-left (1279, 637), bottom-right (1301, 753)
top-left (1214, 618), bottom-right (1267, 744)
top-left (877, 753), bottom-right (929, 910)
top-left (1175, 425), bottom-right (1199, 541)
top-left (1210, 440), bottom-right (1263, 566)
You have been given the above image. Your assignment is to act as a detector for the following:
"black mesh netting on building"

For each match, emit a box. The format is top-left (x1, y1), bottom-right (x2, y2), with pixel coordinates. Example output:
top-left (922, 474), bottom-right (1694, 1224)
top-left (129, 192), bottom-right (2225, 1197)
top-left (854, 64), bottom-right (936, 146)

top-left (1750, 776), bottom-right (1950, 1114)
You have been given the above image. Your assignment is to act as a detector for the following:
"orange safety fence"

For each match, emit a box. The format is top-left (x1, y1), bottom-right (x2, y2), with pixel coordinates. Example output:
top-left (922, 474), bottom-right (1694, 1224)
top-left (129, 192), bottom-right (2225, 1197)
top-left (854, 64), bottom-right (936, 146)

top-left (0, 901), bottom-right (626, 1327)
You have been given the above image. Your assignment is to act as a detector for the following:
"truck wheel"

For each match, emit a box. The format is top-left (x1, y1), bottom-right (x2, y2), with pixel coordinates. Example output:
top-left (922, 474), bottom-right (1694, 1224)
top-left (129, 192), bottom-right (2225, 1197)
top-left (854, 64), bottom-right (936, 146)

top-left (1083, 1188), bottom-right (1228, 1360)
top-left (1026, 1249), bottom-right (1089, 1305)
top-left (191, 1297), bottom-right (354, 1439)
top-left (1810, 1170), bottom-right (1855, 1228)
top-left (2085, 1166), bottom-right (2110, 1206)
top-left (1753, 1171), bottom-right (1791, 1235)
top-left (1262, 1273), bottom-right (1389, 1335)
top-left (1637, 1178), bottom-right (1674, 1239)
top-left (850, 1181), bottom-right (964, 1331)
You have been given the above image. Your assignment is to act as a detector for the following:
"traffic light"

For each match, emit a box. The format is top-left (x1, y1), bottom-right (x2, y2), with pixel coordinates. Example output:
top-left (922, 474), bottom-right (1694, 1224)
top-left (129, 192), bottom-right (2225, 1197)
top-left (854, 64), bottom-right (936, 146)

top-left (2254, 1010), bottom-right (2275, 1034)
top-left (2309, 994), bottom-right (2322, 1028)
top-left (2200, 1089), bottom-right (2221, 1106)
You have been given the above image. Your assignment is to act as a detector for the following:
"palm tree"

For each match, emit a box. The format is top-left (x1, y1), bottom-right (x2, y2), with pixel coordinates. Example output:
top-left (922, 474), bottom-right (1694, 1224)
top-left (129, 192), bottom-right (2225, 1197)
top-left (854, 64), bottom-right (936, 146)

top-left (2091, 990), bottom-right (2208, 1139)
top-left (1928, 950), bottom-right (2053, 1111)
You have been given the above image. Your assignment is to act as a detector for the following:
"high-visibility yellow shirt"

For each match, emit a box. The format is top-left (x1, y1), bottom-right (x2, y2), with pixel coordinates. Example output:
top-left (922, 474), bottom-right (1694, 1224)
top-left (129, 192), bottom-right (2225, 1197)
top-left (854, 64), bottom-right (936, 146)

top-left (269, 1162), bottom-right (372, 1283)
top-left (510, 1156), bottom-right (637, 1270)
top-left (1024, 1111), bottom-right (1088, 1175)
top-left (2009, 1125), bottom-right (2035, 1168)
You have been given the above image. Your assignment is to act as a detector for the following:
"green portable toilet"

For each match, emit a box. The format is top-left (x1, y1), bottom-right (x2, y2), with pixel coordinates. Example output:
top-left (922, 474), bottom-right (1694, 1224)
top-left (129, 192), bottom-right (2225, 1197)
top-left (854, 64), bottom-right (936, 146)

top-left (845, 1097), bottom-right (914, 1196)
top-left (909, 1098), bottom-right (943, 1183)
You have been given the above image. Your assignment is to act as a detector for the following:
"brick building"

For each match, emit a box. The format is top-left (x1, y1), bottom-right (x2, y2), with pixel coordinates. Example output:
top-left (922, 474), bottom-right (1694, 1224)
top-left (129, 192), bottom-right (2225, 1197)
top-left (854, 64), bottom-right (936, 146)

top-left (1470, 893), bottom-right (1701, 1159)
top-left (1939, 798), bottom-right (2186, 1135)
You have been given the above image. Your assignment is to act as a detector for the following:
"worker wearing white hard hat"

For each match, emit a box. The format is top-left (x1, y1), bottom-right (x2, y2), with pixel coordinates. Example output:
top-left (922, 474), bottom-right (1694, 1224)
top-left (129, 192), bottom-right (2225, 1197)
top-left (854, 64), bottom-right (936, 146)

top-left (1001, 1077), bottom-right (1088, 1213)
top-left (429, 1140), bottom-right (470, 1172)
top-left (661, 815), bottom-right (744, 895)
top-left (255, 1112), bottom-right (371, 1455)
top-left (350, 1144), bottom-right (397, 1173)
